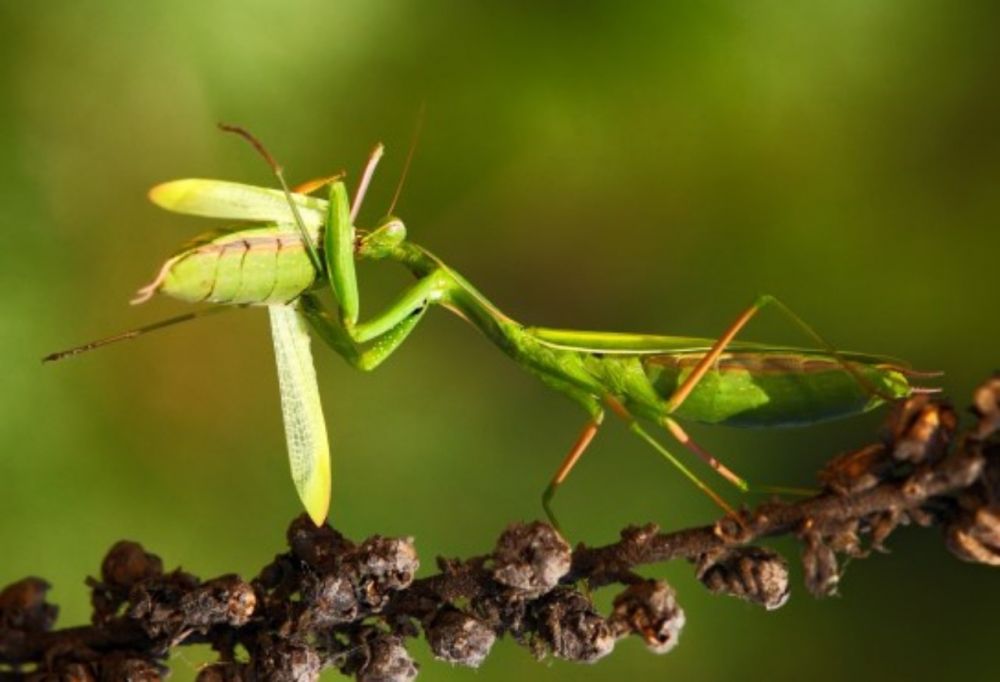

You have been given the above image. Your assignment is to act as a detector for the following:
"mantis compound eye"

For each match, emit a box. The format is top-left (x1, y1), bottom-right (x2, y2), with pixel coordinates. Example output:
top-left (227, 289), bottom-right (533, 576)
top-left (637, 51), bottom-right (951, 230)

top-left (362, 218), bottom-right (407, 257)
top-left (380, 218), bottom-right (407, 243)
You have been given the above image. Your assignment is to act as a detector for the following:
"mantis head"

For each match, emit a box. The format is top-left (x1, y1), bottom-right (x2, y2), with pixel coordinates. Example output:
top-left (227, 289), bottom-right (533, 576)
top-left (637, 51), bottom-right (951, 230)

top-left (360, 216), bottom-right (407, 259)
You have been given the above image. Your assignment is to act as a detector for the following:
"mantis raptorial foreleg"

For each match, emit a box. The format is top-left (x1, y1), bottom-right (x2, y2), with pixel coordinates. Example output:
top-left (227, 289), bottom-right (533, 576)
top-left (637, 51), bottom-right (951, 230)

top-left (321, 170), bottom-right (449, 347)
top-left (282, 154), bottom-right (440, 372)
top-left (325, 181), bottom-right (360, 324)
top-left (350, 273), bottom-right (448, 342)
top-left (313, 143), bottom-right (385, 326)
top-left (300, 294), bottom-right (426, 372)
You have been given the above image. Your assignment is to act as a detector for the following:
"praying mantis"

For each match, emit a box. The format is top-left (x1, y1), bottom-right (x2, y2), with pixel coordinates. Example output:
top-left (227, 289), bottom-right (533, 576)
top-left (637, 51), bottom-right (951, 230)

top-left (46, 125), bottom-right (937, 529)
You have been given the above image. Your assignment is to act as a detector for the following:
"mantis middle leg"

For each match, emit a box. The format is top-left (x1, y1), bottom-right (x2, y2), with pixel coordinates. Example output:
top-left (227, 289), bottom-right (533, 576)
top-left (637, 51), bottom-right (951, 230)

top-left (537, 377), bottom-right (605, 533)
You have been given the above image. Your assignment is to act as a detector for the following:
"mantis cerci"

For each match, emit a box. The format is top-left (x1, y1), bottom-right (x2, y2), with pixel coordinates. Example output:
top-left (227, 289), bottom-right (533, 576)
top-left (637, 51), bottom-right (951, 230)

top-left (46, 125), bottom-right (938, 529)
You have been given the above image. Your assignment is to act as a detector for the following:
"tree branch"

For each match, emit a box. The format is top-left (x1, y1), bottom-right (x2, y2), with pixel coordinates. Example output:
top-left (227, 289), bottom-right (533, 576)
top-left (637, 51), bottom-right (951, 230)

top-left (2, 377), bottom-right (998, 681)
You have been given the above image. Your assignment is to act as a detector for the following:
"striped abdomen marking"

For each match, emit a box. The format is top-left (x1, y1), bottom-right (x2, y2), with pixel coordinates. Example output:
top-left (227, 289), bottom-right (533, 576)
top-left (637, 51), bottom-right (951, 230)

top-left (643, 353), bottom-right (911, 427)
top-left (136, 227), bottom-right (319, 306)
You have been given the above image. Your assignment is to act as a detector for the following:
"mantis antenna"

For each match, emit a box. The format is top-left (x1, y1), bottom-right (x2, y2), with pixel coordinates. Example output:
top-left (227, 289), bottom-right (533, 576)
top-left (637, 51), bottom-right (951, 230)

top-left (387, 101), bottom-right (426, 217)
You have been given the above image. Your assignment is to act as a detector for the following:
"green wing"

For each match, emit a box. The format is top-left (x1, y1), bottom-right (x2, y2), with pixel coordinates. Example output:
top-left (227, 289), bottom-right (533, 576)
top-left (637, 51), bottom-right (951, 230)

top-left (527, 327), bottom-right (908, 366)
top-left (149, 179), bottom-right (328, 228)
top-left (268, 303), bottom-right (331, 525)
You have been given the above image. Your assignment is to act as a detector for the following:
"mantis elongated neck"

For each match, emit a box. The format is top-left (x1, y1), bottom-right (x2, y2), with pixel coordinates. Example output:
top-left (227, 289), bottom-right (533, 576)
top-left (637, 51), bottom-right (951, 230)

top-left (384, 242), bottom-right (523, 352)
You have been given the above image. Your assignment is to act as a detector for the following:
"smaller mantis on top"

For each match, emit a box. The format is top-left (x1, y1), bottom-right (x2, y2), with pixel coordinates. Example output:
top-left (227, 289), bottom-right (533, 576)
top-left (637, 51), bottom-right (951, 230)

top-left (46, 124), bottom-right (939, 530)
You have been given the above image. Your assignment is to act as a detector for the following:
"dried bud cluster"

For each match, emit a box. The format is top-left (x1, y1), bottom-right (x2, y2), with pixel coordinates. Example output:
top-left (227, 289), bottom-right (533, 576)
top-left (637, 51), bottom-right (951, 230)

top-left (609, 580), bottom-right (685, 653)
top-left (90, 540), bottom-right (164, 623)
top-left (945, 375), bottom-right (1000, 566)
top-left (947, 506), bottom-right (1000, 566)
top-left (1, 378), bottom-right (997, 681)
top-left (491, 521), bottom-right (571, 597)
top-left (972, 374), bottom-right (1000, 440)
top-left (0, 577), bottom-right (57, 634)
top-left (425, 608), bottom-right (496, 667)
top-left (354, 634), bottom-right (418, 682)
top-left (820, 395), bottom-right (958, 495)
top-left (804, 386), bottom-right (1000, 596)
top-left (92, 544), bottom-right (256, 643)
top-left (697, 547), bottom-right (790, 610)
top-left (887, 393), bottom-right (958, 464)
top-left (130, 573), bottom-right (256, 639)
top-left (532, 588), bottom-right (615, 662)
top-left (800, 531), bottom-right (841, 597)
top-left (290, 529), bottom-right (419, 628)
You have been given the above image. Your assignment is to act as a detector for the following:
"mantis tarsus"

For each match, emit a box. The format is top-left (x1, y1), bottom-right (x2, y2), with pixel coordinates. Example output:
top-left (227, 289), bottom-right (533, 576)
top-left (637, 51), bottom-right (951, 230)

top-left (45, 125), bottom-right (938, 529)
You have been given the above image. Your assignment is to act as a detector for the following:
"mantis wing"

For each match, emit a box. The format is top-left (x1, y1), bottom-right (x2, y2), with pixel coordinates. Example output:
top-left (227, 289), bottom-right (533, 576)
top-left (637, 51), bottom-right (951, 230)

top-left (150, 179), bottom-right (327, 228)
top-left (528, 327), bottom-right (908, 366)
top-left (268, 302), bottom-right (331, 526)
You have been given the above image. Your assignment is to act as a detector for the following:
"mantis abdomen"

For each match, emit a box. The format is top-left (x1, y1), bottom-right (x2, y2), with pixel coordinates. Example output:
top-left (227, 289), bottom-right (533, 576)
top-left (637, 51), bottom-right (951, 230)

top-left (639, 352), bottom-right (910, 427)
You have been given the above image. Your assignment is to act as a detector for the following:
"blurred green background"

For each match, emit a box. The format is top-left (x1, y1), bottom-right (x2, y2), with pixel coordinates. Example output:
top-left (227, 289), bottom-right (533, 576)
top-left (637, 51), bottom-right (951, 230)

top-left (3, 1), bottom-right (999, 680)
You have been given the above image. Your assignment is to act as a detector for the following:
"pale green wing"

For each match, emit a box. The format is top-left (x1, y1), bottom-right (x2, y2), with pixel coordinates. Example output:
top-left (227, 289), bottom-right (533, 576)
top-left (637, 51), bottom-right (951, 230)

top-left (268, 303), bottom-right (331, 525)
top-left (150, 179), bottom-right (328, 228)
top-left (527, 326), bottom-right (908, 366)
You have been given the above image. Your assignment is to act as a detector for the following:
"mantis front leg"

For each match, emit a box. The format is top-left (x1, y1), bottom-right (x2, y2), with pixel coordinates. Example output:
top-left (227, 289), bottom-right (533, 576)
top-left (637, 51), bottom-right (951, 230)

top-left (349, 272), bottom-right (450, 342)
top-left (323, 177), bottom-right (449, 345)
top-left (325, 181), bottom-right (360, 325)
top-left (300, 293), bottom-right (428, 372)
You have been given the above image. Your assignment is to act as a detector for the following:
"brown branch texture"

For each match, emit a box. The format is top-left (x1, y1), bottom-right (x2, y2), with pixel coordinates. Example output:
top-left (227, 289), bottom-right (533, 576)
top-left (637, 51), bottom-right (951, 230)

top-left (2, 377), bottom-right (999, 681)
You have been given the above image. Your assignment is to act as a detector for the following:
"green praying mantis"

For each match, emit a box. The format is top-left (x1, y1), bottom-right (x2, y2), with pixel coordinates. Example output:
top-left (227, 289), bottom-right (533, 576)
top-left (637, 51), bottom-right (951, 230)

top-left (46, 125), bottom-right (938, 529)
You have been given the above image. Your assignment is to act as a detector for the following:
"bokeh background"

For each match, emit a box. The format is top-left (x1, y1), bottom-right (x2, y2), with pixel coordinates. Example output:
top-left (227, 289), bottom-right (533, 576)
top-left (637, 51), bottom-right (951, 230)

top-left (3, 1), bottom-right (999, 680)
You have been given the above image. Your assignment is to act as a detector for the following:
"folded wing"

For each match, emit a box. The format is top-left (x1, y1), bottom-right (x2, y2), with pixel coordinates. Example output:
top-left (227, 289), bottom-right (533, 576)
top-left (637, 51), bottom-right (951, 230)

top-left (149, 178), bottom-right (327, 228)
top-left (268, 302), bottom-right (331, 525)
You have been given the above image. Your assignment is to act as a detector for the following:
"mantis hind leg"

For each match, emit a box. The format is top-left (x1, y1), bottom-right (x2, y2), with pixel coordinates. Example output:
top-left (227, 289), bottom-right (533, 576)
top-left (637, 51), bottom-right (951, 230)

top-left (663, 417), bottom-right (749, 492)
top-left (604, 397), bottom-right (739, 519)
top-left (660, 418), bottom-right (817, 496)
top-left (665, 294), bottom-right (891, 416)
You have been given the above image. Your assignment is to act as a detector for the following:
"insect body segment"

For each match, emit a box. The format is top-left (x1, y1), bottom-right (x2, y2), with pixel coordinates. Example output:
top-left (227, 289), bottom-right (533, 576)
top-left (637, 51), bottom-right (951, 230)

top-left (142, 228), bottom-right (318, 306)
top-left (642, 353), bottom-right (910, 427)
top-left (149, 179), bottom-right (327, 228)
top-left (268, 303), bottom-right (330, 525)
top-left (133, 179), bottom-right (327, 306)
